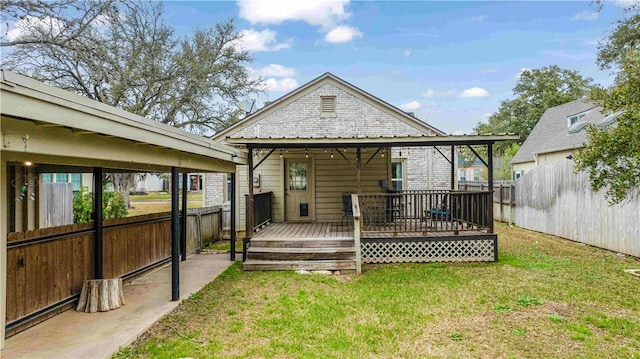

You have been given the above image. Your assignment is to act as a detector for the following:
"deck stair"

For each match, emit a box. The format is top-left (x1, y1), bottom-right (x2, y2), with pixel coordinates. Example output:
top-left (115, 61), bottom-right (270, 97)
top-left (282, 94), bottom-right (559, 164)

top-left (243, 237), bottom-right (357, 273)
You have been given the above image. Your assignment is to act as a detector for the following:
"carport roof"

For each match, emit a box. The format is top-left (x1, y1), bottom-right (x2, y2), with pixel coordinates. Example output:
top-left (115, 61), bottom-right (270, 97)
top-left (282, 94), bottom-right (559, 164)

top-left (0, 70), bottom-right (246, 172)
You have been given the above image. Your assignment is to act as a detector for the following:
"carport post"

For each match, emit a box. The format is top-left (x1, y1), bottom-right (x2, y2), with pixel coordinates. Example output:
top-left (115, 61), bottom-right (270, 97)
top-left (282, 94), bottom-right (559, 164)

top-left (230, 172), bottom-right (237, 261)
top-left (93, 167), bottom-right (103, 279)
top-left (181, 173), bottom-right (187, 261)
top-left (450, 145), bottom-right (455, 190)
top-left (171, 167), bottom-right (180, 301)
top-left (487, 143), bottom-right (494, 234)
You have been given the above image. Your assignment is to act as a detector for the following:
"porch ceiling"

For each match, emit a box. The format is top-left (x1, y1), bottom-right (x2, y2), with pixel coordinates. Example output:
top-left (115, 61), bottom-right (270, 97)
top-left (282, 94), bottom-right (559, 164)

top-left (226, 133), bottom-right (518, 148)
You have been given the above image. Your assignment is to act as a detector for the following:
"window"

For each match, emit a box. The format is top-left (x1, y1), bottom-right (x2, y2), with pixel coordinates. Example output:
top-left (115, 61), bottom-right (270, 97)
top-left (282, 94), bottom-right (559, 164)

top-left (391, 161), bottom-right (404, 190)
top-left (473, 169), bottom-right (481, 181)
top-left (70, 173), bottom-right (82, 191)
top-left (55, 173), bottom-right (68, 182)
top-left (42, 173), bottom-right (52, 183)
top-left (320, 96), bottom-right (336, 116)
top-left (514, 170), bottom-right (523, 180)
top-left (459, 169), bottom-right (466, 182)
top-left (288, 162), bottom-right (308, 191)
top-left (225, 173), bottom-right (232, 202)
top-left (567, 113), bottom-right (586, 127)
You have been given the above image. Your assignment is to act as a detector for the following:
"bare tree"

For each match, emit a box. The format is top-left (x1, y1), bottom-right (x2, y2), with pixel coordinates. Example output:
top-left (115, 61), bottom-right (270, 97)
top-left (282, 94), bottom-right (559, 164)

top-left (2, 1), bottom-right (263, 204)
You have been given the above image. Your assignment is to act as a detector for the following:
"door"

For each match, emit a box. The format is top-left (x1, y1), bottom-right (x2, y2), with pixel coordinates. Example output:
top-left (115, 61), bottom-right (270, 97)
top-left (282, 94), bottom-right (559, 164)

top-left (285, 159), bottom-right (313, 221)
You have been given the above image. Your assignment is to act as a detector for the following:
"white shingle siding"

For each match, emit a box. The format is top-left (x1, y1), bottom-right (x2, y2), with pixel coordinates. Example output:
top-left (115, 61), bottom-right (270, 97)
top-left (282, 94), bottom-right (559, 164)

top-left (204, 173), bottom-right (225, 206)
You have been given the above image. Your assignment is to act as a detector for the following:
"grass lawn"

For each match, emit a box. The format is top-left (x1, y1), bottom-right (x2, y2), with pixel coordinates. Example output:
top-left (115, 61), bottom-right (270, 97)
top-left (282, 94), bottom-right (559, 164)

top-left (130, 191), bottom-right (203, 202)
top-left (127, 191), bottom-right (205, 216)
top-left (114, 223), bottom-right (640, 358)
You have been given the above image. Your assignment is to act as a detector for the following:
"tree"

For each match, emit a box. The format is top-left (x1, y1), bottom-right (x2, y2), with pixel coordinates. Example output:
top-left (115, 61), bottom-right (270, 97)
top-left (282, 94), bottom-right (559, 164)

top-left (2, 1), bottom-right (261, 134)
top-left (3, 1), bottom-right (263, 205)
top-left (574, 5), bottom-right (640, 205)
top-left (475, 65), bottom-right (596, 155)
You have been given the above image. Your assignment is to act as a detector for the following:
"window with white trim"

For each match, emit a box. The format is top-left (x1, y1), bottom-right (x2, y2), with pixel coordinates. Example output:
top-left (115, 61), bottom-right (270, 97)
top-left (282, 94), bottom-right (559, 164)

top-left (567, 113), bottom-right (586, 127)
top-left (391, 161), bottom-right (404, 190)
top-left (459, 169), bottom-right (466, 182)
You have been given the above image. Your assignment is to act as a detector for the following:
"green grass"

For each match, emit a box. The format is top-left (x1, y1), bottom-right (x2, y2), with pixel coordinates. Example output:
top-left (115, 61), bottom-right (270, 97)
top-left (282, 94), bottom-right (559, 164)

top-left (113, 223), bottom-right (640, 359)
top-left (130, 191), bottom-right (202, 202)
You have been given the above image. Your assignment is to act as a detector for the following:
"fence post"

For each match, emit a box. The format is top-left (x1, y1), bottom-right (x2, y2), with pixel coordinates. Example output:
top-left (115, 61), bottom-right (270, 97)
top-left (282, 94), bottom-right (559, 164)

top-left (499, 184), bottom-right (504, 222)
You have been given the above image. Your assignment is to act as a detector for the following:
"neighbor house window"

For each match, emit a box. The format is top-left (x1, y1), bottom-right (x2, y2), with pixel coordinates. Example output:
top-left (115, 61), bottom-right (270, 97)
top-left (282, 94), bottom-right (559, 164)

top-left (391, 161), bottom-right (404, 190)
top-left (320, 96), bottom-right (336, 116)
top-left (70, 173), bottom-right (82, 191)
top-left (225, 173), bottom-right (232, 202)
top-left (567, 113), bottom-right (586, 127)
top-left (459, 169), bottom-right (466, 182)
top-left (55, 173), bottom-right (68, 182)
top-left (42, 173), bottom-right (52, 183)
top-left (473, 169), bottom-right (481, 181)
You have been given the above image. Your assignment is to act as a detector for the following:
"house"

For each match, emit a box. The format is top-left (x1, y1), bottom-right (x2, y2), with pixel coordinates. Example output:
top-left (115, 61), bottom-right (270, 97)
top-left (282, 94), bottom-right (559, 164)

top-left (457, 155), bottom-right (486, 182)
top-left (511, 98), bottom-right (620, 178)
top-left (207, 73), bottom-right (516, 272)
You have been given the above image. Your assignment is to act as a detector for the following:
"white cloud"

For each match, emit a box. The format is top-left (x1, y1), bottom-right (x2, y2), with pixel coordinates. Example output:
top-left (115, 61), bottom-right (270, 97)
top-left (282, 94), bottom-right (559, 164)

top-left (614, 0), bottom-right (639, 9)
top-left (262, 77), bottom-right (298, 92)
top-left (459, 87), bottom-right (490, 98)
top-left (573, 11), bottom-right (598, 21)
top-left (422, 88), bottom-right (458, 98)
top-left (238, 0), bottom-right (350, 29)
top-left (235, 29), bottom-right (291, 52)
top-left (470, 15), bottom-right (487, 22)
top-left (259, 64), bottom-right (295, 77)
top-left (404, 50), bottom-right (411, 57)
top-left (6, 15), bottom-right (64, 41)
top-left (324, 25), bottom-right (362, 43)
top-left (399, 101), bottom-right (421, 112)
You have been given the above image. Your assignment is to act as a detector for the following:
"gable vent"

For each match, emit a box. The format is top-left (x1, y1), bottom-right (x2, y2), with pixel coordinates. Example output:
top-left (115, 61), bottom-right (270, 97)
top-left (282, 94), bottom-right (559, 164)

top-left (321, 96), bottom-right (336, 115)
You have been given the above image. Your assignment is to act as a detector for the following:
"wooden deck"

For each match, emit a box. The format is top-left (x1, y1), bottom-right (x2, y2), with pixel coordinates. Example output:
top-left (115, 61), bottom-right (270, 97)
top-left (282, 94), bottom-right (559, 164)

top-left (253, 222), bottom-right (354, 239)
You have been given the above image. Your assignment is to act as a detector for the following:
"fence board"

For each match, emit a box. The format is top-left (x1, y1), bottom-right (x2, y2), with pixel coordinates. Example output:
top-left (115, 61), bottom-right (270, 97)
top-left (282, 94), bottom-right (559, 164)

top-left (516, 161), bottom-right (640, 257)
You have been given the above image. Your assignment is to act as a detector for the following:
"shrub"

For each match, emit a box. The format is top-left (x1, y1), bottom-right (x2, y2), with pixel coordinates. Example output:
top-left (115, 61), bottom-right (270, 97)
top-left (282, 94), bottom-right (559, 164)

top-left (73, 187), bottom-right (128, 223)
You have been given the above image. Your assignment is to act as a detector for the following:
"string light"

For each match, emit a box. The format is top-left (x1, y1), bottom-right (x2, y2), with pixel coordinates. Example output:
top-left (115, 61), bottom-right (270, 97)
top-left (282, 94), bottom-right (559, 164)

top-left (305, 148), bottom-right (309, 158)
top-left (381, 148), bottom-right (385, 158)
top-left (279, 150), bottom-right (283, 159)
top-left (330, 149), bottom-right (334, 158)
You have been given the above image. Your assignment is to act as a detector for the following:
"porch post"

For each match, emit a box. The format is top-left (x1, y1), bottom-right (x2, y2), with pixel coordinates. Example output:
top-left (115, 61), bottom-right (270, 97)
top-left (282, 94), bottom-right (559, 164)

top-left (450, 145), bottom-right (455, 190)
top-left (93, 167), bottom-right (103, 279)
top-left (230, 171), bottom-right (237, 261)
top-left (181, 172), bottom-right (187, 261)
top-left (244, 146), bottom-right (254, 262)
top-left (356, 147), bottom-right (362, 194)
top-left (171, 167), bottom-right (180, 301)
top-left (487, 142), bottom-right (494, 234)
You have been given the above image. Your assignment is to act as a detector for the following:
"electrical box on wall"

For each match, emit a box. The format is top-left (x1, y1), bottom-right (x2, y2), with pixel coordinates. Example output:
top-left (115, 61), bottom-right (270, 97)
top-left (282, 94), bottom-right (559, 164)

top-left (253, 174), bottom-right (260, 187)
top-left (379, 179), bottom-right (388, 188)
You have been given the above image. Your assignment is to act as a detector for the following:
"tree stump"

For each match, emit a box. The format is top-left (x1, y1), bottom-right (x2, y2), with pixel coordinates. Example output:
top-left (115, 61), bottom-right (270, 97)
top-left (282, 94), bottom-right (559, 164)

top-left (76, 278), bottom-right (126, 313)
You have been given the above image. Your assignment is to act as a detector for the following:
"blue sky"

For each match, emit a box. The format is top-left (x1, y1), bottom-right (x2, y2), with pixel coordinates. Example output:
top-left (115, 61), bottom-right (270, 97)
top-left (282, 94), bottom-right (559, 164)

top-left (165, 0), bottom-right (630, 134)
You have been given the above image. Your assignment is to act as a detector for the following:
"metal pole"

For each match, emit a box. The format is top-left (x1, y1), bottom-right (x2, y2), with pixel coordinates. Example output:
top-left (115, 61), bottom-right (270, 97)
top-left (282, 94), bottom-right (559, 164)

top-left (230, 172), bottom-right (237, 261)
top-left (181, 172), bottom-right (187, 261)
top-left (356, 147), bottom-right (362, 194)
top-left (93, 167), bottom-right (103, 279)
top-left (171, 167), bottom-right (180, 301)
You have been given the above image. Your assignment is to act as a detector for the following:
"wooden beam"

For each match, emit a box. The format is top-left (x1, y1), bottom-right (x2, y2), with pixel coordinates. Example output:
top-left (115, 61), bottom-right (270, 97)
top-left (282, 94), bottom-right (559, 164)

top-left (245, 146), bottom-right (254, 262)
top-left (356, 148), bottom-right (362, 194)
top-left (363, 148), bottom-right (382, 167)
top-left (171, 167), bottom-right (180, 301)
top-left (253, 148), bottom-right (276, 171)
top-left (466, 145), bottom-right (488, 167)
top-left (336, 148), bottom-right (356, 169)
top-left (93, 167), bottom-right (103, 279)
top-left (230, 172), bottom-right (236, 261)
top-left (181, 172), bottom-right (187, 261)
top-left (487, 143), bottom-right (494, 235)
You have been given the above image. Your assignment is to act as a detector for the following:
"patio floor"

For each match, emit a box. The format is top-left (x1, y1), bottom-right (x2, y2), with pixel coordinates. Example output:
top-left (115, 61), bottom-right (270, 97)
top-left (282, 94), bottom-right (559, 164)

top-left (2, 253), bottom-right (234, 359)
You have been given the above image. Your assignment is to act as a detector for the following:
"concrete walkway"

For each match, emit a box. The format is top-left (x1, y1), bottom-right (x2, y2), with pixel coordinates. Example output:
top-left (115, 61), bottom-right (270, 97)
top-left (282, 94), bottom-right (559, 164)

top-left (2, 253), bottom-right (234, 359)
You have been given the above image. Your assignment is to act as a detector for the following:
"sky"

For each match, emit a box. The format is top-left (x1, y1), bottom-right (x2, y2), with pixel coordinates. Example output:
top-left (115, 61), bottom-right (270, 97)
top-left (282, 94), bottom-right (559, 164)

top-left (8, 0), bottom-right (634, 135)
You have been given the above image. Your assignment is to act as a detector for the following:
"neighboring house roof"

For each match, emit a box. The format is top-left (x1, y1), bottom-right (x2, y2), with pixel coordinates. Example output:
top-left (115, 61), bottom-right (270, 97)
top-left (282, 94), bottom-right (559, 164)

top-left (212, 72), bottom-right (445, 141)
top-left (512, 98), bottom-right (606, 164)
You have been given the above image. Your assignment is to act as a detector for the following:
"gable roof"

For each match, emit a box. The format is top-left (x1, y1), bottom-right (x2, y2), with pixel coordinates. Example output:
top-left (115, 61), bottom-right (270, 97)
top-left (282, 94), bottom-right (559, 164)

top-left (512, 98), bottom-right (602, 164)
top-left (212, 72), bottom-right (445, 141)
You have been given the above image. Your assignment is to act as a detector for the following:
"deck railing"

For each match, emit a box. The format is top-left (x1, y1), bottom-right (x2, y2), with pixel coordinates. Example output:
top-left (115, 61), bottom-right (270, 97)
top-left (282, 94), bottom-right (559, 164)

top-left (250, 191), bottom-right (273, 231)
top-left (357, 190), bottom-right (492, 235)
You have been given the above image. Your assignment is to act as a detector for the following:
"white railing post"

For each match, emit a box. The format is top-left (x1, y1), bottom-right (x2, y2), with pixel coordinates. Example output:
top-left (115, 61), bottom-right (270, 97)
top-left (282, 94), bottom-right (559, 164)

top-left (351, 194), bottom-right (362, 274)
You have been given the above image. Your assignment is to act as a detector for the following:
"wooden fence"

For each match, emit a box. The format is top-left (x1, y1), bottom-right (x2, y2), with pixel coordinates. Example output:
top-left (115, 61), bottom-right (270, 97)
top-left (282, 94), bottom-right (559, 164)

top-left (459, 181), bottom-right (516, 223)
top-left (515, 161), bottom-right (640, 258)
top-left (5, 206), bottom-right (223, 336)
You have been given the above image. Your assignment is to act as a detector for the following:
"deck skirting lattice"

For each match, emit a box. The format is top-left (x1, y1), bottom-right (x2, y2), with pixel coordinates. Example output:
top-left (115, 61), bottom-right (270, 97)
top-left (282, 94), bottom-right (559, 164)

top-left (361, 237), bottom-right (496, 263)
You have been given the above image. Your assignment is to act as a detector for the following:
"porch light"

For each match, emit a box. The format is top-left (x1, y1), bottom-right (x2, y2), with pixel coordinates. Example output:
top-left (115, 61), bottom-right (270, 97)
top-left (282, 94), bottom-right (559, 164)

top-left (25, 161), bottom-right (32, 166)
top-left (344, 148), bottom-right (347, 152)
